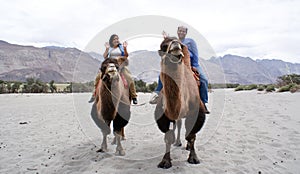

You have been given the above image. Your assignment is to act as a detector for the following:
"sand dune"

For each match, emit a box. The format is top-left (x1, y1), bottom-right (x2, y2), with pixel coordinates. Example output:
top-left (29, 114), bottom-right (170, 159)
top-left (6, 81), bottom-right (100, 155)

top-left (0, 89), bottom-right (299, 173)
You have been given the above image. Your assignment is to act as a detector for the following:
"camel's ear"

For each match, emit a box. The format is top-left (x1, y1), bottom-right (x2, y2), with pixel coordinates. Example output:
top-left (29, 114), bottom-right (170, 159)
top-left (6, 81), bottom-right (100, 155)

top-left (162, 31), bottom-right (169, 39)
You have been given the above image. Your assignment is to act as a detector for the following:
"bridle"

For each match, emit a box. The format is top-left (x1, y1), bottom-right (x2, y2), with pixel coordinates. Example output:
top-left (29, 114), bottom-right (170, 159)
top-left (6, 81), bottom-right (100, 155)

top-left (160, 39), bottom-right (183, 64)
top-left (99, 62), bottom-right (130, 105)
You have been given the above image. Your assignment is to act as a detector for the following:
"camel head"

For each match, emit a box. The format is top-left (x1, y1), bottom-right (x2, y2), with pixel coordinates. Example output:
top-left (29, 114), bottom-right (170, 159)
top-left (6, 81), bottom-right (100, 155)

top-left (100, 58), bottom-right (120, 83)
top-left (158, 37), bottom-right (185, 65)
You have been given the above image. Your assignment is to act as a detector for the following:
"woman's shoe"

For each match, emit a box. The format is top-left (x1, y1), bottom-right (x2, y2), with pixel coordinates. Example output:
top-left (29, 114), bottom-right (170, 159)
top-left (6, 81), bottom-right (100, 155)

top-left (132, 98), bottom-right (138, 104)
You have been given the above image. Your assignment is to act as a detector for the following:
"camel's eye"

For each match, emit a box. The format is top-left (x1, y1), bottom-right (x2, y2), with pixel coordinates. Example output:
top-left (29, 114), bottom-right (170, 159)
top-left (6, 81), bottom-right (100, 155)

top-left (101, 64), bottom-right (107, 73)
top-left (161, 44), bottom-right (168, 52)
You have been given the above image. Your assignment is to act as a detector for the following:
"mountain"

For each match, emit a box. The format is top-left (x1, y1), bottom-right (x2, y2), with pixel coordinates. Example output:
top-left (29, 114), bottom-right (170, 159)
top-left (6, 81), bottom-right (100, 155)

top-left (128, 52), bottom-right (300, 84)
top-left (1, 40), bottom-right (299, 84)
top-left (0, 40), bottom-right (100, 82)
top-left (209, 55), bottom-right (300, 84)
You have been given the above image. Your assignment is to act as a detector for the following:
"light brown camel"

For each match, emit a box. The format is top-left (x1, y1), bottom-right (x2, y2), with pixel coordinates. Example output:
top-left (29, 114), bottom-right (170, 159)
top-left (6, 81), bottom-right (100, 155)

top-left (91, 58), bottom-right (131, 156)
top-left (155, 37), bottom-right (206, 168)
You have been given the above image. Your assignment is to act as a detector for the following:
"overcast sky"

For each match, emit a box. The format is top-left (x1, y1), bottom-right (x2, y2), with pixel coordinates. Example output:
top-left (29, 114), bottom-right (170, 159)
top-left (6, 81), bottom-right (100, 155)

top-left (0, 0), bottom-right (299, 63)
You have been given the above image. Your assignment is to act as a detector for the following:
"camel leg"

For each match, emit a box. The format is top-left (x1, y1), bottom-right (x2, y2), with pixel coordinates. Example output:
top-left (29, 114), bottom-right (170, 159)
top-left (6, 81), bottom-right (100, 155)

top-left (121, 128), bottom-right (126, 140)
top-left (184, 107), bottom-right (206, 164)
top-left (174, 119), bottom-right (182, 147)
top-left (112, 105), bottom-right (130, 155)
top-left (158, 127), bottom-right (175, 169)
top-left (155, 110), bottom-right (176, 169)
top-left (111, 128), bottom-right (125, 145)
top-left (114, 131), bottom-right (125, 156)
top-left (94, 119), bottom-right (111, 153)
top-left (186, 134), bottom-right (199, 164)
top-left (91, 103), bottom-right (111, 153)
top-left (97, 130), bottom-right (109, 153)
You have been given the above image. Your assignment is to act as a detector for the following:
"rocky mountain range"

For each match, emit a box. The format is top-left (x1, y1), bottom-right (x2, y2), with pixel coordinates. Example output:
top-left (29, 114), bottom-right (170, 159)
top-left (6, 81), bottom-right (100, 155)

top-left (0, 40), bottom-right (299, 84)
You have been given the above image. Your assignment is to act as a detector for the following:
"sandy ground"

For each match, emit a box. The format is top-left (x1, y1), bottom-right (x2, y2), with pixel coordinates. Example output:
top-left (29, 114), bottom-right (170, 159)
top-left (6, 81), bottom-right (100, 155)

top-left (0, 89), bottom-right (299, 174)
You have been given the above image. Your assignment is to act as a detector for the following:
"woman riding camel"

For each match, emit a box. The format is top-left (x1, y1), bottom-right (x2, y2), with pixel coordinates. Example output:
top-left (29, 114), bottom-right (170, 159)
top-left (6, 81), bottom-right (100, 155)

top-left (89, 34), bottom-right (138, 104)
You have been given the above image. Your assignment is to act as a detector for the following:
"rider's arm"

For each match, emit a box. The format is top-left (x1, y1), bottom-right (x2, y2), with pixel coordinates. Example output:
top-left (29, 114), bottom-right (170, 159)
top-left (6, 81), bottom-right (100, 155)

top-left (103, 48), bottom-right (109, 59)
top-left (189, 39), bottom-right (199, 60)
top-left (124, 47), bottom-right (129, 57)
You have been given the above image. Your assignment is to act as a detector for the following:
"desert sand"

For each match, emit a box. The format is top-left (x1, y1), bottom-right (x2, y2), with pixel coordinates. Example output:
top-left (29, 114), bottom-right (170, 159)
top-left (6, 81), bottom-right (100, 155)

top-left (0, 89), bottom-right (299, 174)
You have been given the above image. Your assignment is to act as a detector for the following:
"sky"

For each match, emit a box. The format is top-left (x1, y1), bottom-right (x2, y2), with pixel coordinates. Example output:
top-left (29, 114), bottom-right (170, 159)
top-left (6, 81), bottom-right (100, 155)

top-left (0, 0), bottom-right (299, 63)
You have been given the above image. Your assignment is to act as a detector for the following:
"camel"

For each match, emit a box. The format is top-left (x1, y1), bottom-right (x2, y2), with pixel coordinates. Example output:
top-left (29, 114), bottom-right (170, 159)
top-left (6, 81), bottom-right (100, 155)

top-left (154, 37), bottom-right (206, 168)
top-left (90, 58), bottom-right (131, 156)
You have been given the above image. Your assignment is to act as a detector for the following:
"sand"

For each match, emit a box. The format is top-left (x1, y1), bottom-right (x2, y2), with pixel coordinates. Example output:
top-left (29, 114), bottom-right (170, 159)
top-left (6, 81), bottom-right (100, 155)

top-left (0, 89), bottom-right (299, 174)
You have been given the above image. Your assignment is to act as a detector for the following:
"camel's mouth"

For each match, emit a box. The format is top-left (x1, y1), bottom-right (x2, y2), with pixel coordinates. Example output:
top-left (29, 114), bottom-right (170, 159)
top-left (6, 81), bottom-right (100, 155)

top-left (159, 37), bottom-right (184, 64)
top-left (105, 63), bottom-right (118, 78)
top-left (169, 42), bottom-right (184, 57)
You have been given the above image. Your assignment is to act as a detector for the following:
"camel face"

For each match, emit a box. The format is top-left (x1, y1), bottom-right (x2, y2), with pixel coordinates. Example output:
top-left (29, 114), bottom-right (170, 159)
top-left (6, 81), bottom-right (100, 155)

top-left (106, 63), bottom-right (118, 78)
top-left (159, 37), bottom-right (184, 65)
top-left (101, 58), bottom-right (120, 83)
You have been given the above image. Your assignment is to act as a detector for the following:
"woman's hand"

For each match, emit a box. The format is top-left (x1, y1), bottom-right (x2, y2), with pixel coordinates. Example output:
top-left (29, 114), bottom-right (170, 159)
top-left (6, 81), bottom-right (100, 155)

top-left (123, 41), bottom-right (128, 48)
top-left (104, 42), bottom-right (110, 49)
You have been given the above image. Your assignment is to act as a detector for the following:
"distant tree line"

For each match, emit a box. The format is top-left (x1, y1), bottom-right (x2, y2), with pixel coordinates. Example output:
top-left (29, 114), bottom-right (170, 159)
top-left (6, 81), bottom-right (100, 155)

top-left (2, 74), bottom-right (299, 94)
top-left (234, 74), bottom-right (300, 93)
top-left (0, 78), bottom-right (90, 94)
top-left (0, 78), bottom-right (157, 94)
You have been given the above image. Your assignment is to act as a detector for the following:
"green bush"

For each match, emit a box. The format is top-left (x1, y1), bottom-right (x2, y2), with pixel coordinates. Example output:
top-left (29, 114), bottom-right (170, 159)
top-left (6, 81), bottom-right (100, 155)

top-left (290, 84), bottom-right (300, 93)
top-left (277, 83), bottom-right (296, 92)
top-left (266, 85), bottom-right (275, 92)
top-left (235, 85), bottom-right (245, 91)
top-left (278, 85), bottom-right (291, 92)
top-left (257, 85), bottom-right (265, 91)
top-left (244, 84), bottom-right (257, 90)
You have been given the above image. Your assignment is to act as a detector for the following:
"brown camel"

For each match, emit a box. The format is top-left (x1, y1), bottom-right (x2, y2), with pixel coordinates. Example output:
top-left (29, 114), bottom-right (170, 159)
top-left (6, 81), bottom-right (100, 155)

top-left (155, 37), bottom-right (206, 168)
top-left (91, 58), bottom-right (131, 156)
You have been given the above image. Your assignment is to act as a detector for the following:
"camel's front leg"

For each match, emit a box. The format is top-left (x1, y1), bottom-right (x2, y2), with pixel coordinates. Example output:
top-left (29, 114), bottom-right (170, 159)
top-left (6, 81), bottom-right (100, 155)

top-left (174, 119), bottom-right (182, 146)
top-left (114, 131), bottom-right (125, 156)
top-left (186, 134), bottom-right (200, 164)
top-left (158, 127), bottom-right (175, 169)
top-left (97, 133), bottom-right (108, 153)
top-left (96, 120), bottom-right (111, 153)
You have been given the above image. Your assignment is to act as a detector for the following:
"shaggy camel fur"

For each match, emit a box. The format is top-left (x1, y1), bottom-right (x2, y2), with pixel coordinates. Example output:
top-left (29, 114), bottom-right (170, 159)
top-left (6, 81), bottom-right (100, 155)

top-left (91, 58), bottom-right (131, 156)
top-left (155, 37), bottom-right (206, 168)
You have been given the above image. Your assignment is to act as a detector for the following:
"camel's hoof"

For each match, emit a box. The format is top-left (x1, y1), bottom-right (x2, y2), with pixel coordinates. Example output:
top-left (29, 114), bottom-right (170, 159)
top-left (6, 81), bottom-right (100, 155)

top-left (96, 148), bottom-right (107, 153)
top-left (158, 159), bottom-right (172, 169)
top-left (187, 154), bottom-right (200, 164)
top-left (115, 149), bottom-right (125, 156)
top-left (174, 141), bottom-right (182, 147)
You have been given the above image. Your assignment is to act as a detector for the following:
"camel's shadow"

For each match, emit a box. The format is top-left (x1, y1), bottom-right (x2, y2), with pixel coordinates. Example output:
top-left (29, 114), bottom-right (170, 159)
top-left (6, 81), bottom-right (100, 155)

top-left (51, 140), bottom-right (189, 173)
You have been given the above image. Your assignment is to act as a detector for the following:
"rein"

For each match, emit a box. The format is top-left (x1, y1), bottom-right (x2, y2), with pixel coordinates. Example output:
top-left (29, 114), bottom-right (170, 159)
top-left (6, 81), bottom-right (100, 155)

top-left (100, 70), bottom-right (130, 106)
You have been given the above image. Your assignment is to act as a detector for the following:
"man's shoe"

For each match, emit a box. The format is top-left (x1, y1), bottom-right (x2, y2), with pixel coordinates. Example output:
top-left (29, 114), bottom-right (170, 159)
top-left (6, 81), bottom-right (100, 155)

top-left (204, 103), bottom-right (210, 114)
top-left (88, 96), bottom-right (95, 103)
top-left (132, 98), bottom-right (138, 104)
top-left (149, 93), bottom-right (159, 104)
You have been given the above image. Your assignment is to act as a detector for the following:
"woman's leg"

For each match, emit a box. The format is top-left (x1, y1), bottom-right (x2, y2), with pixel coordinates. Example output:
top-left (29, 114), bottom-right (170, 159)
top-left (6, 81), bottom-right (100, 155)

top-left (122, 67), bottom-right (138, 104)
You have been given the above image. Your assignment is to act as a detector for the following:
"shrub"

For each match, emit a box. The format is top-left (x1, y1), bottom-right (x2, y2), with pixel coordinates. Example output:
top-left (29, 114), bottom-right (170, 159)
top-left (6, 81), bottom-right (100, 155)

top-left (244, 84), bottom-right (257, 90)
top-left (235, 85), bottom-right (245, 91)
top-left (257, 85), bottom-right (265, 91)
top-left (278, 83), bottom-right (296, 92)
top-left (266, 85), bottom-right (275, 92)
top-left (290, 84), bottom-right (300, 93)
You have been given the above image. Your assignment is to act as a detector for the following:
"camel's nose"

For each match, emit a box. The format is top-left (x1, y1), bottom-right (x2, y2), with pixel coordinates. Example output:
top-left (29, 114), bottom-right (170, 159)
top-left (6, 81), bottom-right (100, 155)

top-left (170, 42), bottom-right (183, 57)
top-left (107, 63), bottom-right (117, 73)
top-left (170, 42), bottom-right (182, 51)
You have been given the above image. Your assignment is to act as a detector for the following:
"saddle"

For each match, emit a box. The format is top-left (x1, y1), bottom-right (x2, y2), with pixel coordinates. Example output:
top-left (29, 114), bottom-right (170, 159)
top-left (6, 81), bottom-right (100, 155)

top-left (191, 67), bottom-right (200, 86)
